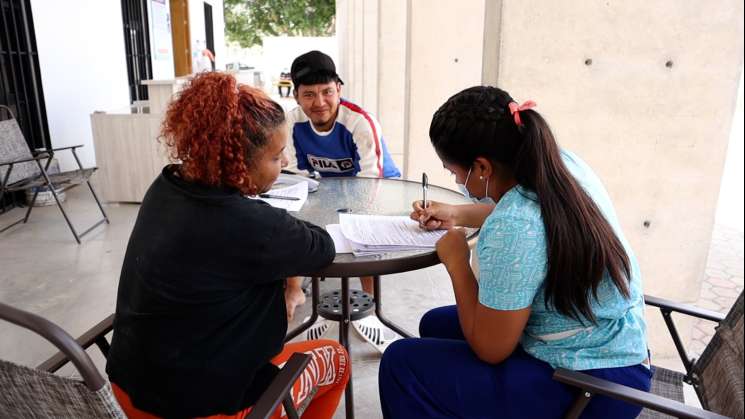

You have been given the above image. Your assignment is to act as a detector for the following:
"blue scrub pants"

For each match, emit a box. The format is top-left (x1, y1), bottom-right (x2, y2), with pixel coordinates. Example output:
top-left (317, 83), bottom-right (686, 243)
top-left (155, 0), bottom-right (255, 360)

top-left (378, 305), bottom-right (652, 419)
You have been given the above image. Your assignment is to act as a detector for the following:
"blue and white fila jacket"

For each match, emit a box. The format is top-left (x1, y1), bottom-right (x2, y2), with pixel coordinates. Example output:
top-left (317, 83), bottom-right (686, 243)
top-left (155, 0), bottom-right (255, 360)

top-left (285, 99), bottom-right (401, 178)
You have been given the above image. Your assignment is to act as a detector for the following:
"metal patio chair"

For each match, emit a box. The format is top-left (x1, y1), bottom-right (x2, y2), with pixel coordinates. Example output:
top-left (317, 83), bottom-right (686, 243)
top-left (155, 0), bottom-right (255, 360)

top-left (554, 291), bottom-right (743, 419)
top-left (0, 105), bottom-right (109, 243)
top-left (0, 303), bottom-right (124, 418)
top-left (0, 302), bottom-right (313, 419)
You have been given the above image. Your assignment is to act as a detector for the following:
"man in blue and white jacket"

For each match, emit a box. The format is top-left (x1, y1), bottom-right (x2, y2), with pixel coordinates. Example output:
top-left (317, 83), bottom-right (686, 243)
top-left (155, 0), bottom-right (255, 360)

top-left (284, 50), bottom-right (400, 352)
top-left (284, 50), bottom-right (400, 178)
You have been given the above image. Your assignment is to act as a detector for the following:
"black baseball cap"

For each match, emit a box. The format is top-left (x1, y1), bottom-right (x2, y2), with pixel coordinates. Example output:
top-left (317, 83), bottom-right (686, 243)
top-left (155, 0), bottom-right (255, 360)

top-left (290, 50), bottom-right (344, 86)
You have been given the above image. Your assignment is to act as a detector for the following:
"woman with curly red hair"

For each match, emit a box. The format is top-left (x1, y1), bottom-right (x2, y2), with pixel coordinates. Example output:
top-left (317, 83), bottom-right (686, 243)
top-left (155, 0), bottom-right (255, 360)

top-left (105, 72), bottom-right (349, 419)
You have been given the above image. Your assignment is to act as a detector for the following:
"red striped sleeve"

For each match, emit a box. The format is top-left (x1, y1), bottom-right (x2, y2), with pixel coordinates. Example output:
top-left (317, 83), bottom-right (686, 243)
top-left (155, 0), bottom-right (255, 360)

top-left (340, 100), bottom-right (383, 177)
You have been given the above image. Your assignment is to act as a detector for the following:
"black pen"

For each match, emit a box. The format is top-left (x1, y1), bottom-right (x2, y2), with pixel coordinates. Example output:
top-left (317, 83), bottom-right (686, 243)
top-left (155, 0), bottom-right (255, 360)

top-left (422, 172), bottom-right (428, 209)
top-left (420, 172), bottom-right (429, 228)
top-left (259, 193), bottom-right (301, 201)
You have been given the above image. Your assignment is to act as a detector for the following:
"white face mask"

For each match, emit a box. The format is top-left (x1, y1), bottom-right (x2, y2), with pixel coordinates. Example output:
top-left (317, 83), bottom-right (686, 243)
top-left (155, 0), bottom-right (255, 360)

top-left (456, 167), bottom-right (496, 205)
top-left (455, 168), bottom-right (473, 199)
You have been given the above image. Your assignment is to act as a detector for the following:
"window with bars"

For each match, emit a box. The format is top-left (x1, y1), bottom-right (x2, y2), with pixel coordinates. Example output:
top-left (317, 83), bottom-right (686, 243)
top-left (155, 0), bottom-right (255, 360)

top-left (0, 0), bottom-right (50, 212)
top-left (121, 0), bottom-right (153, 103)
top-left (0, 0), bottom-right (50, 151)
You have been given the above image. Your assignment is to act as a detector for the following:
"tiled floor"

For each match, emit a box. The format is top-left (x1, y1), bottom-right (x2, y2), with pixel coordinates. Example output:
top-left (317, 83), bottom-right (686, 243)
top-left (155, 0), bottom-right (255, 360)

top-left (0, 187), bottom-right (742, 418)
top-left (689, 224), bottom-right (744, 358)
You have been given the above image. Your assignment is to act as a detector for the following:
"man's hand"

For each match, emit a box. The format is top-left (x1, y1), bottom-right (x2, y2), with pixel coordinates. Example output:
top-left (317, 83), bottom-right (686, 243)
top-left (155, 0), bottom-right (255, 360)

top-left (435, 228), bottom-right (470, 270)
top-left (410, 200), bottom-right (457, 230)
top-left (284, 279), bottom-right (306, 322)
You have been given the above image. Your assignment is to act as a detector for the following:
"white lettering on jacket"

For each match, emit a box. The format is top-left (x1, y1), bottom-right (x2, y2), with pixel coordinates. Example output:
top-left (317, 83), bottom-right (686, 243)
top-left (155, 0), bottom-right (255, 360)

top-left (307, 154), bottom-right (355, 173)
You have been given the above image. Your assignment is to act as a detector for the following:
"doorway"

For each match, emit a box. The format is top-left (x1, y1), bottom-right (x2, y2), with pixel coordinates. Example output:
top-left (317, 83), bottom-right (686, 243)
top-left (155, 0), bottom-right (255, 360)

top-left (170, 0), bottom-right (191, 76)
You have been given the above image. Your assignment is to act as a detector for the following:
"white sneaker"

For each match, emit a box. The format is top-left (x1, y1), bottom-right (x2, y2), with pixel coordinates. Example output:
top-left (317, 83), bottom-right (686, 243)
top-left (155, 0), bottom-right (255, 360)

top-left (304, 318), bottom-right (330, 341)
top-left (352, 316), bottom-right (399, 353)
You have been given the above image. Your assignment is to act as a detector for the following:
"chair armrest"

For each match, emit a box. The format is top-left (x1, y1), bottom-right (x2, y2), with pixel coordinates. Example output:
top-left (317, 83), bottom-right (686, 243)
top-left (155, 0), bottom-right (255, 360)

top-left (645, 295), bottom-right (726, 322)
top-left (553, 368), bottom-right (730, 419)
top-left (246, 353), bottom-right (311, 419)
top-left (0, 152), bottom-right (51, 167)
top-left (0, 302), bottom-right (106, 391)
top-left (37, 314), bottom-right (114, 373)
top-left (34, 144), bottom-right (85, 154)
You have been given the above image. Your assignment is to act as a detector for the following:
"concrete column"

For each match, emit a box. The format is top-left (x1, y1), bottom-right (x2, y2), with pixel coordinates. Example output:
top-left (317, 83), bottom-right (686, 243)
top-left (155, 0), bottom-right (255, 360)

top-left (481, 0), bottom-right (502, 86)
top-left (338, 0), bottom-right (410, 169)
top-left (377, 0), bottom-right (409, 171)
top-left (407, 0), bottom-right (488, 182)
top-left (337, 0), bottom-right (379, 113)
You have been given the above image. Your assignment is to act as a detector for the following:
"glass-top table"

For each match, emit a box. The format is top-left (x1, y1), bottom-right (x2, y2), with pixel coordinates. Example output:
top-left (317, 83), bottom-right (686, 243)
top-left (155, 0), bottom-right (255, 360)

top-left (287, 177), bottom-right (475, 419)
top-left (293, 176), bottom-right (475, 277)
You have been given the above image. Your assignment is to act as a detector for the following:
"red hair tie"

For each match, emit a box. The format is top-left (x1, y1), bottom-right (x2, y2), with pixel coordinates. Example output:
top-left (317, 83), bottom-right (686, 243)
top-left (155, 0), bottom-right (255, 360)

top-left (507, 100), bottom-right (536, 126)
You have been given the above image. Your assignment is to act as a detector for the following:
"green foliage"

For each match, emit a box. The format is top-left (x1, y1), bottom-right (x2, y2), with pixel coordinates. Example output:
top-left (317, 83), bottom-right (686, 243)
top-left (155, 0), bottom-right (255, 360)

top-left (225, 0), bottom-right (336, 48)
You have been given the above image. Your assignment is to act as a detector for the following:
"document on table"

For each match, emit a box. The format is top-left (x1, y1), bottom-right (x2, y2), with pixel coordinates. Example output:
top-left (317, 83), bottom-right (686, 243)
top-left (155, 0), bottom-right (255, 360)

top-left (256, 181), bottom-right (308, 212)
top-left (338, 213), bottom-right (446, 255)
top-left (273, 172), bottom-right (320, 192)
top-left (326, 224), bottom-right (353, 253)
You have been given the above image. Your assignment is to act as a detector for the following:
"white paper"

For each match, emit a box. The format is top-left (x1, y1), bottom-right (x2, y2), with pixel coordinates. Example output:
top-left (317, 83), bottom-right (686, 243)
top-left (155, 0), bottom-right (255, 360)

top-left (326, 224), bottom-right (353, 253)
top-left (273, 173), bottom-right (319, 192)
top-left (339, 213), bottom-right (446, 254)
top-left (256, 182), bottom-right (308, 212)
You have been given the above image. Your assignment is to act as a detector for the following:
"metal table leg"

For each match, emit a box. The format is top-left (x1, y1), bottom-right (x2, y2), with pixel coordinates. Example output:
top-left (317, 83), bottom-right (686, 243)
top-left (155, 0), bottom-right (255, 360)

top-left (340, 277), bottom-right (355, 419)
top-left (373, 275), bottom-right (413, 338)
top-left (285, 277), bottom-right (321, 342)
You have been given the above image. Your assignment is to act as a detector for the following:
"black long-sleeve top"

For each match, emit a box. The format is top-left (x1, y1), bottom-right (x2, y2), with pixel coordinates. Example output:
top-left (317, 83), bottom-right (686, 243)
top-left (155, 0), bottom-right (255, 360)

top-left (106, 165), bottom-right (335, 418)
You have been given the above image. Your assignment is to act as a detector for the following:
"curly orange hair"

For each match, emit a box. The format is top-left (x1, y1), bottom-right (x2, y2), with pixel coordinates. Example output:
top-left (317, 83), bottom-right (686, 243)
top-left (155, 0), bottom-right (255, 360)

top-left (160, 72), bottom-right (285, 194)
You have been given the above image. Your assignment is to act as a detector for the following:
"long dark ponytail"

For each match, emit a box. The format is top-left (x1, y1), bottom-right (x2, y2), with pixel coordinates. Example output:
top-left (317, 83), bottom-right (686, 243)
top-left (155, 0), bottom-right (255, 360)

top-left (430, 86), bottom-right (630, 323)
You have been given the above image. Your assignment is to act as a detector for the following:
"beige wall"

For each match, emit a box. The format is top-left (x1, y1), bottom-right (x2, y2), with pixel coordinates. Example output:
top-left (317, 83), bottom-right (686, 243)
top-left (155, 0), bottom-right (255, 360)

top-left (338, 0), bottom-right (744, 357)
top-left (493, 1), bottom-right (744, 353)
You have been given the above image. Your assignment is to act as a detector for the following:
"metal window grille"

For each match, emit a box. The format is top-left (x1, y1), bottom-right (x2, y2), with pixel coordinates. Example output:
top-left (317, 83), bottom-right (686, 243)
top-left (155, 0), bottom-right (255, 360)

top-left (121, 0), bottom-right (152, 103)
top-left (0, 0), bottom-right (50, 151)
top-left (204, 2), bottom-right (215, 71)
top-left (1, 0), bottom-right (50, 212)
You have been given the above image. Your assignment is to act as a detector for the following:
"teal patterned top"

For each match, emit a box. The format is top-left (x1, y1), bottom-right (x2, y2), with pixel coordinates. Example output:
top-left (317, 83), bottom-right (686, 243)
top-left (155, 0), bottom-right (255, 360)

top-left (476, 150), bottom-right (648, 370)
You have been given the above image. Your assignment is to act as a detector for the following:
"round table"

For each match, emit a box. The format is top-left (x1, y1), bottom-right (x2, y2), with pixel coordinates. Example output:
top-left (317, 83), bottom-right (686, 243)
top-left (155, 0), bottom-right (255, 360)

top-left (286, 177), bottom-right (475, 419)
top-left (293, 177), bottom-right (474, 278)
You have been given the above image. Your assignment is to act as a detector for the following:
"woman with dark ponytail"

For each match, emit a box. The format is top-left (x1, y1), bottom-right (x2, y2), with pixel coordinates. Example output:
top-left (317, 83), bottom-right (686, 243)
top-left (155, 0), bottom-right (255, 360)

top-left (378, 86), bottom-right (650, 418)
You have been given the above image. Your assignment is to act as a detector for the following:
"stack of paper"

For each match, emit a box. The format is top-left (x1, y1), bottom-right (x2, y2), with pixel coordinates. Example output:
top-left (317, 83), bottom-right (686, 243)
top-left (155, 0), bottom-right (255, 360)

top-left (255, 182), bottom-right (308, 212)
top-left (273, 172), bottom-right (319, 192)
top-left (327, 213), bottom-right (446, 256)
top-left (326, 224), bottom-right (354, 253)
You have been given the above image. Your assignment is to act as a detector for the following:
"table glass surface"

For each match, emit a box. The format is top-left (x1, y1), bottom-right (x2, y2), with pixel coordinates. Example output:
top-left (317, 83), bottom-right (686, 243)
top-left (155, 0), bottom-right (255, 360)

top-left (292, 177), bottom-right (475, 267)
